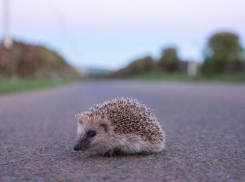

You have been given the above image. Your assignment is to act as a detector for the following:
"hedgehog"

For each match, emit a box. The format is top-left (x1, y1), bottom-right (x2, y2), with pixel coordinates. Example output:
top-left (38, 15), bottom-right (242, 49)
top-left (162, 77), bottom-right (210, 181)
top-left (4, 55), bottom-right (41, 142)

top-left (74, 97), bottom-right (166, 156)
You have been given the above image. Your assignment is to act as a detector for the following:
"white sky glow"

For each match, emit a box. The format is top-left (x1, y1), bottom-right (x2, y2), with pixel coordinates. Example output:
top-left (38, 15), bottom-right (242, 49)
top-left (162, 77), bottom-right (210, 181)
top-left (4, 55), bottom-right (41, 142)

top-left (0, 0), bottom-right (244, 70)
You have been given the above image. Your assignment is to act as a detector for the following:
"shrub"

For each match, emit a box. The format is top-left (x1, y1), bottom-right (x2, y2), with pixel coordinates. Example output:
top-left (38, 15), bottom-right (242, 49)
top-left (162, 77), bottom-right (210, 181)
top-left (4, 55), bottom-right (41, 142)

top-left (201, 32), bottom-right (244, 75)
top-left (158, 48), bottom-right (179, 72)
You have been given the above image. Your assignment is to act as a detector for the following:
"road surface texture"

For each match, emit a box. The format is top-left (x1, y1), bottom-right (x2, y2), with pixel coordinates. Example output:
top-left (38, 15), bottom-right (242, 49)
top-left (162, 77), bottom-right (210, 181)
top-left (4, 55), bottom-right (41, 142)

top-left (0, 81), bottom-right (245, 182)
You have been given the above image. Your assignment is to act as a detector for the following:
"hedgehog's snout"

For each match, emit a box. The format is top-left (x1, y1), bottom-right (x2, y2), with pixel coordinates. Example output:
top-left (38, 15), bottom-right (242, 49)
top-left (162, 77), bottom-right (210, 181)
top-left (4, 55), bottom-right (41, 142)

top-left (74, 144), bottom-right (81, 151)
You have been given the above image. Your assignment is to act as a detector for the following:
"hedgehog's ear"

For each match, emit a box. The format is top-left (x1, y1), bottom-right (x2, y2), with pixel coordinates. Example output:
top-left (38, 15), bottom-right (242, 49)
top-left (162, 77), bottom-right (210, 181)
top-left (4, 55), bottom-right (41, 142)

top-left (75, 114), bottom-right (80, 120)
top-left (99, 119), bottom-right (109, 132)
top-left (75, 114), bottom-right (82, 124)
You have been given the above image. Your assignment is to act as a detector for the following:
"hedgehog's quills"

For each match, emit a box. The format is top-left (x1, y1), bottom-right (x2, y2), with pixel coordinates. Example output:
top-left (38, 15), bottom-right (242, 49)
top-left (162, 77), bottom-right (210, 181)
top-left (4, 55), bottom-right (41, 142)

top-left (74, 97), bottom-right (166, 156)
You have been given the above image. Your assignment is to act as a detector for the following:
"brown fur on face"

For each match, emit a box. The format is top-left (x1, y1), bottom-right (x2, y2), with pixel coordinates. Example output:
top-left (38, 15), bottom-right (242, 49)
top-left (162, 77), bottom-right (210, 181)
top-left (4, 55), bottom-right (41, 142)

top-left (75, 118), bottom-right (112, 153)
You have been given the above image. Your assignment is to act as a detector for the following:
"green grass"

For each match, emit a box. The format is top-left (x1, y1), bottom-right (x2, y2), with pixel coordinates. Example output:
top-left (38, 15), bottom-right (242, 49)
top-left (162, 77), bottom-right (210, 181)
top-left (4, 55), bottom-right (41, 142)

top-left (0, 76), bottom-right (81, 94)
top-left (133, 71), bottom-right (197, 81)
top-left (112, 71), bottom-right (245, 82)
top-left (210, 73), bottom-right (245, 82)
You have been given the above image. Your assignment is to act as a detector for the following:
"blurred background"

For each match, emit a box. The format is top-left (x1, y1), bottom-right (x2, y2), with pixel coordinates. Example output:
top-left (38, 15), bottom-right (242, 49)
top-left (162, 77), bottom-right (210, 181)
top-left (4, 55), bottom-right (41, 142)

top-left (0, 0), bottom-right (245, 93)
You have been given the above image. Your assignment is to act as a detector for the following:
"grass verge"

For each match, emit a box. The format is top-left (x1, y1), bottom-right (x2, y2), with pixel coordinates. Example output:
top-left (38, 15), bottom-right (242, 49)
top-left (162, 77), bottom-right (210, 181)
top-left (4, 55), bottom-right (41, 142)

top-left (209, 73), bottom-right (245, 82)
top-left (0, 76), bottom-right (81, 94)
top-left (133, 71), bottom-right (197, 81)
top-left (111, 71), bottom-right (245, 82)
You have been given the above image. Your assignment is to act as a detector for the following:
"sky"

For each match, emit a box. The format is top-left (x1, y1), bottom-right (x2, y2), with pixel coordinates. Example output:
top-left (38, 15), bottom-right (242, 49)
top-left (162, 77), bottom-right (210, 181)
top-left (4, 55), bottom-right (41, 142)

top-left (0, 0), bottom-right (245, 70)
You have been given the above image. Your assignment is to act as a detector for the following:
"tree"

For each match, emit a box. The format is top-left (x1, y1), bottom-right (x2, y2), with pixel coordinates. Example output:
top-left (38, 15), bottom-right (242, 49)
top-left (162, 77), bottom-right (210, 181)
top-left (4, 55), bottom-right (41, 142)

top-left (158, 48), bottom-right (179, 72)
top-left (202, 32), bottom-right (244, 75)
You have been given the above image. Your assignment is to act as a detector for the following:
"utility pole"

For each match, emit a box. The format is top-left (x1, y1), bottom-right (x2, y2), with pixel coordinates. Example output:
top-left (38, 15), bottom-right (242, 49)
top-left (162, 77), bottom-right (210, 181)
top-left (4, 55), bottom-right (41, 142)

top-left (3, 0), bottom-right (13, 49)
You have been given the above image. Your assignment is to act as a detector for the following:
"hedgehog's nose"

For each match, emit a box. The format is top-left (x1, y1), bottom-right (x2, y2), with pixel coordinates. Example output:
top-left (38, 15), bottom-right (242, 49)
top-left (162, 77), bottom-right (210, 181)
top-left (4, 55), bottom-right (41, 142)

top-left (74, 144), bottom-right (81, 151)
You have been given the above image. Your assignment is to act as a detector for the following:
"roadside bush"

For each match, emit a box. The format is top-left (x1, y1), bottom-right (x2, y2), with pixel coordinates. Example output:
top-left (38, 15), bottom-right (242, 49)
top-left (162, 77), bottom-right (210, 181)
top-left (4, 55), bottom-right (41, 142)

top-left (110, 56), bottom-right (156, 77)
top-left (201, 32), bottom-right (244, 75)
top-left (158, 48), bottom-right (179, 72)
top-left (0, 41), bottom-right (75, 78)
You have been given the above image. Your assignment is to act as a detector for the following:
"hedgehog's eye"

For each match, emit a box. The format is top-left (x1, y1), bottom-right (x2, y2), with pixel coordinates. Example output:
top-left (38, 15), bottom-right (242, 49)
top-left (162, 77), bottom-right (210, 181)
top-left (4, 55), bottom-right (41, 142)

top-left (87, 130), bottom-right (96, 137)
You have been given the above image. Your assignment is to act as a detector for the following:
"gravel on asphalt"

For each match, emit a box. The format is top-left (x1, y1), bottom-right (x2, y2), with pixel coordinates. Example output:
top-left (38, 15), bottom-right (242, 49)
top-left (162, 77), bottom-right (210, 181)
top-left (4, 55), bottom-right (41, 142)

top-left (0, 81), bottom-right (245, 182)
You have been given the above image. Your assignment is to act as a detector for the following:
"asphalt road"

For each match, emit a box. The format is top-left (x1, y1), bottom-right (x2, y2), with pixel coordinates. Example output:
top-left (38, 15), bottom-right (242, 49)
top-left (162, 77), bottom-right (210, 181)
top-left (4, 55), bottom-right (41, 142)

top-left (0, 81), bottom-right (245, 182)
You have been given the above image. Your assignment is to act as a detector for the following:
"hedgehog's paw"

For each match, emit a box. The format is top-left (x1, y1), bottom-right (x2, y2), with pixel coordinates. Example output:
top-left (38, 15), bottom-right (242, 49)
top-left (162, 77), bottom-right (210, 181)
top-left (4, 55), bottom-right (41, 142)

top-left (103, 150), bottom-right (115, 157)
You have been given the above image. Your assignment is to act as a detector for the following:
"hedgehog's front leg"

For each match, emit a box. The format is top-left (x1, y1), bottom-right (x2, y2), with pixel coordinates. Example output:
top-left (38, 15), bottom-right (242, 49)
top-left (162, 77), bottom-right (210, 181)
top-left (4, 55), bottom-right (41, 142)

top-left (103, 149), bottom-right (115, 157)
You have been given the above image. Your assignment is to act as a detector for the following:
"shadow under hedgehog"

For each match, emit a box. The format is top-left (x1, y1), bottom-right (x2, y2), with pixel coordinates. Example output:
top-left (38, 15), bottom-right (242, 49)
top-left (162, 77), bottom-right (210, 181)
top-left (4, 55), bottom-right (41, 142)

top-left (74, 97), bottom-right (166, 157)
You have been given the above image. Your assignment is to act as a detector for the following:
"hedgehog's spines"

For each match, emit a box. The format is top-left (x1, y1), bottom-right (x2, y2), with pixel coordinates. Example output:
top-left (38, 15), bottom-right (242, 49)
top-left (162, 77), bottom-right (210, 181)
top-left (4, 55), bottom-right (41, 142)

top-left (76, 97), bottom-right (165, 145)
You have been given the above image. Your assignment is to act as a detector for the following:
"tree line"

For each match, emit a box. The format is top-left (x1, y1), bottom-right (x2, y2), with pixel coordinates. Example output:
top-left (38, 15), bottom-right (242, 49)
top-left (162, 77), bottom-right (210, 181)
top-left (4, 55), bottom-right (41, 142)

top-left (110, 32), bottom-right (245, 77)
